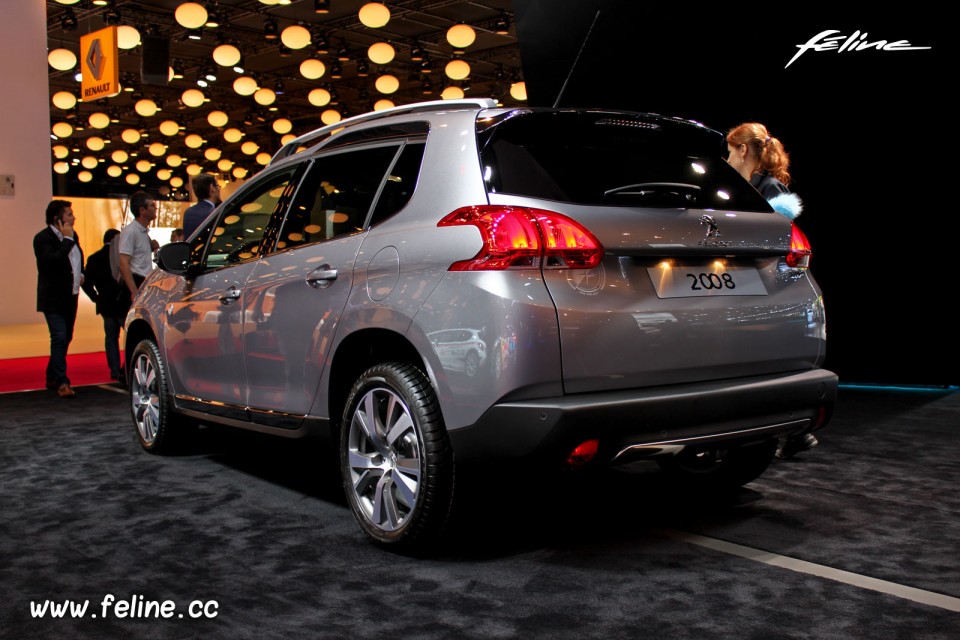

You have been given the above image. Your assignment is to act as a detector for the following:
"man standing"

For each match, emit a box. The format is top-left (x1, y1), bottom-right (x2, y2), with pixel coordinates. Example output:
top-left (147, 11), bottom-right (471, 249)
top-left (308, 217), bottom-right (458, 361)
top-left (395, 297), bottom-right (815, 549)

top-left (117, 191), bottom-right (160, 309)
top-left (81, 228), bottom-right (125, 384)
top-left (181, 174), bottom-right (220, 239)
top-left (33, 199), bottom-right (84, 398)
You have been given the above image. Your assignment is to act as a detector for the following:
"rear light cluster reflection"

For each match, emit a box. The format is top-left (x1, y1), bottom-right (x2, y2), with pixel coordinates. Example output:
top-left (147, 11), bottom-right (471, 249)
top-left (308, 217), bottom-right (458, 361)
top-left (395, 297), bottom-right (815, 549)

top-left (787, 224), bottom-right (812, 268)
top-left (438, 205), bottom-right (604, 271)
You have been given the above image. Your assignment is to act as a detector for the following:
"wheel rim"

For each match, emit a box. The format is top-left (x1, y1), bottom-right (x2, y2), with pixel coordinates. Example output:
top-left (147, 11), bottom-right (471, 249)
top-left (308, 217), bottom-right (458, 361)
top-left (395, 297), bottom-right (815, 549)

top-left (131, 352), bottom-right (161, 445)
top-left (465, 351), bottom-right (479, 376)
top-left (346, 386), bottom-right (422, 533)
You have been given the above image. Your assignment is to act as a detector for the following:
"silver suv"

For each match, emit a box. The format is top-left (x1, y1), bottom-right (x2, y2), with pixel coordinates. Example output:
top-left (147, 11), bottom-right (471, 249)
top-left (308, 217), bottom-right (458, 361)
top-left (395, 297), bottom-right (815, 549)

top-left (126, 99), bottom-right (837, 550)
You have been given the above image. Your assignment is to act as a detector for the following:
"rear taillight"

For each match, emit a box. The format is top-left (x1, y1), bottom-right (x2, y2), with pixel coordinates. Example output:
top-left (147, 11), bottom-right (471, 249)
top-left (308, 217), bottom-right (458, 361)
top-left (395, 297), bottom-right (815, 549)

top-left (786, 223), bottom-right (812, 268)
top-left (438, 206), bottom-right (603, 271)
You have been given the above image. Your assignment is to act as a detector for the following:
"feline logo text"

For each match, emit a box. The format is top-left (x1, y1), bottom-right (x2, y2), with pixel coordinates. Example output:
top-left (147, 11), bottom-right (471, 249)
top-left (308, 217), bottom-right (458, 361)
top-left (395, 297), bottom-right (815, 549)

top-left (786, 30), bottom-right (931, 68)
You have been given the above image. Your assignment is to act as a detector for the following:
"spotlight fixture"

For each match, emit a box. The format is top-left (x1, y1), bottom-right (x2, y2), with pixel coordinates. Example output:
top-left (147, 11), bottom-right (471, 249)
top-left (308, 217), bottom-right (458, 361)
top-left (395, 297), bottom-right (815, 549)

top-left (104, 6), bottom-right (122, 25)
top-left (60, 9), bottom-right (78, 30)
top-left (232, 56), bottom-right (245, 74)
top-left (205, 4), bottom-right (222, 28)
top-left (187, 28), bottom-right (203, 41)
top-left (204, 66), bottom-right (218, 82)
top-left (420, 57), bottom-right (433, 74)
top-left (278, 43), bottom-right (293, 58)
top-left (170, 61), bottom-right (185, 79)
top-left (313, 31), bottom-right (329, 54)
top-left (329, 62), bottom-right (342, 79)
top-left (263, 17), bottom-right (279, 41)
top-left (274, 79), bottom-right (285, 95)
top-left (409, 41), bottom-right (424, 61)
top-left (336, 44), bottom-right (350, 61)
top-left (314, 0), bottom-right (330, 14)
top-left (494, 12), bottom-right (510, 35)
top-left (420, 78), bottom-right (433, 94)
top-left (356, 60), bottom-right (369, 77)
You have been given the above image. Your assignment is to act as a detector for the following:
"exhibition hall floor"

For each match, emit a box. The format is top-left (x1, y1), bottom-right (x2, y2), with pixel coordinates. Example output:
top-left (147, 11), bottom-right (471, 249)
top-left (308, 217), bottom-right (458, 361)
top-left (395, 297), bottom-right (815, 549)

top-left (1, 385), bottom-right (957, 639)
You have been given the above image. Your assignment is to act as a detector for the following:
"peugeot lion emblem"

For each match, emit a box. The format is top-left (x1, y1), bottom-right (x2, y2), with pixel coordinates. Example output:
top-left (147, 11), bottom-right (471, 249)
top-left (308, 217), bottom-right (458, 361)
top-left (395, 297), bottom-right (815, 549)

top-left (699, 214), bottom-right (721, 238)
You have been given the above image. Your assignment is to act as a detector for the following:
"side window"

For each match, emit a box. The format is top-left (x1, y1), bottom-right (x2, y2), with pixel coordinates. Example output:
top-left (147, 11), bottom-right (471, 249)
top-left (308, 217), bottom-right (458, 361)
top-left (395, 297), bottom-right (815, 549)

top-left (273, 146), bottom-right (399, 252)
top-left (203, 170), bottom-right (298, 269)
top-left (369, 142), bottom-right (425, 227)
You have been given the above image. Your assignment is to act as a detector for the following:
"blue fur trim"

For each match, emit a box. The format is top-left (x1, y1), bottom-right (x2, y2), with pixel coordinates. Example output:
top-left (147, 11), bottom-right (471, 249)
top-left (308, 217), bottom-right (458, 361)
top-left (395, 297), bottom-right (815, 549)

top-left (768, 193), bottom-right (803, 220)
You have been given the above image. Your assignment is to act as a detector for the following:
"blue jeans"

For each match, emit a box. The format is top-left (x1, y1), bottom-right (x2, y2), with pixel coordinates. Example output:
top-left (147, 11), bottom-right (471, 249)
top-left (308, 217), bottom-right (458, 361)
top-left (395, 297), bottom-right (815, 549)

top-left (102, 314), bottom-right (123, 379)
top-left (44, 296), bottom-right (78, 388)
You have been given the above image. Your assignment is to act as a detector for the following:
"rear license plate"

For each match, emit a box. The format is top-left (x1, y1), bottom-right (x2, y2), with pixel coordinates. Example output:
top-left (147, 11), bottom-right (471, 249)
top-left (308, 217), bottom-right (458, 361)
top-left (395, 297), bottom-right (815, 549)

top-left (647, 266), bottom-right (767, 298)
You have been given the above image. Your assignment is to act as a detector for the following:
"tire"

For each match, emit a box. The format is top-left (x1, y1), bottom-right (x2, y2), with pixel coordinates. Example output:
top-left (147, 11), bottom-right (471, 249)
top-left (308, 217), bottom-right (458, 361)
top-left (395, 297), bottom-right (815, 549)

top-left (656, 439), bottom-right (778, 491)
top-left (464, 350), bottom-right (480, 377)
top-left (340, 363), bottom-right (454, 551)
top-left (129, 339), bottom-right (188, 454)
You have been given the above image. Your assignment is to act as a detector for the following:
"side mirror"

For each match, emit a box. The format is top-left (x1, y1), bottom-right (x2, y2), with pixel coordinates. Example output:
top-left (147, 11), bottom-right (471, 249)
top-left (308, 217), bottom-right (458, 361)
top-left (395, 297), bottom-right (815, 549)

top-left (155, 242), bottom-right (193, 275)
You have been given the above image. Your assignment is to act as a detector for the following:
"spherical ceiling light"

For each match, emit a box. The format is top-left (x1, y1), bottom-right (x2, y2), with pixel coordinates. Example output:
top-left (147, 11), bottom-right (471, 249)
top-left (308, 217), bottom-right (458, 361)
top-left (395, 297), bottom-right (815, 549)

top-left (52, 122), bottom-right (73, 138)
top-left (185, 134), bottom-right (204, 148)
top-left (280, 25), bottom-right (311, 50)
top-left (272, 118), bottom-right (292, 134)
top-left (86, 136), bottom-right (105, 151)
top-left (121, 128), bottom-right (141, 144)
top-left (48, 48), bottom-right (77, 71)
top-left (157, 168), bottom-right (173, 180)
top-left (81, 156), bottom-right (99, 169)
top-left (441, 86), bottom-right (465, 100)
top-left (320, 109), bottom-right (341, 125)
top-left (55, 0), bottom-right (81, 5)
top-left (223, 128), bottom-right (243, 143)
top-left (136, 159), bottom-right (153, 172)
top-left (88, 112), bottom-right (111, 129)
top-left (241, 141), bottom-right (259, 155)
top-left (367, 42), bottom-right (395, 64)
top-left (281, 134), bottom-right (296, 145)
top-left (186, 163), bottom-right (202, 176)
top-left (446, 24), bottom-right (476, 49)
top-left (256, 152), bottom-right (272, 166)
top-left (148, 142), bottom-right (166, 157)
top-left (212, 43), bottom-right (242, 67)
top-left (509, 81), bottom-right (527, 101)
top-left (126, 173), bottom-right (141, 185)
top-left (106, 165), bottom-right (123, 177)
top-left (111, 149), bottom-right (128, 163)
top-left (166, 154), bottom-right (183, 167)
top-left (233, 166), bottom-right (249, 179)
top-left (308, 88), bottom-right (331, 107)
top-left (52, 145), bottom-right (70, 159)
top-left (159, 120), bottom-right (180, 136)
top-left (207, 110), bottom-right (229, 127)
top-left (204, 147), bottom-right (222, 161)
top-left (135, 99), bottom-right (159, 117)
top-left (117, 25), bottom-right (141, 50)
top-left (254, 88), bottom-right (276, 106)
top-left (174, 2), bottom-right (208, 29)
top-left (171, 176), bottom-right (184, 188)
top-left (374, 74), bottom-right (399, 94)
top-left (233, 76), bottom-right (258, 96)
top-left (217, 158), bottom-right (233, 171)
top-left (299, 59), bottom-right (325, 80)
top-left (78, 170), bottom-right (93, 183)
top-left (181, 88), bottom-right (206, 107)
top-left (359, 2), bottom-right (390, 28)
top-left (52, 91), bottom-right (77, 110)
top-left (54, 161), bottom-right (70, 175)
top-left (444, 59), bottom-right (470, 80)
top-left (374, 99), bottom-right (394, 111)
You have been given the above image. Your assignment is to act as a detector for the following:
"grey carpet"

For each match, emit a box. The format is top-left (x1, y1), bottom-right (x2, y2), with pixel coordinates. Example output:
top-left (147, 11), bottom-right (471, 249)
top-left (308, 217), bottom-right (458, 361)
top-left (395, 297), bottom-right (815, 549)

top-left (1, 386), bottom-right (957, 639)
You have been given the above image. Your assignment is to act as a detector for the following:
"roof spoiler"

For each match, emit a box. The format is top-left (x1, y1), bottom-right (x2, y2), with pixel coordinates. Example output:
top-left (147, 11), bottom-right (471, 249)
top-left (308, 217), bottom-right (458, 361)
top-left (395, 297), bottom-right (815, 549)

top-left (269, 98), bottom-right (498, 165)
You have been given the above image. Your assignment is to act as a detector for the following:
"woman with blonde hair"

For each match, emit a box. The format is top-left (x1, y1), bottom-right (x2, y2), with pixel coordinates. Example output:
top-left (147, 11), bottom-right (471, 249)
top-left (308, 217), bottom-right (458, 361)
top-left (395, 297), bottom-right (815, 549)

top-left (727, 122), bottom-right (802, 221)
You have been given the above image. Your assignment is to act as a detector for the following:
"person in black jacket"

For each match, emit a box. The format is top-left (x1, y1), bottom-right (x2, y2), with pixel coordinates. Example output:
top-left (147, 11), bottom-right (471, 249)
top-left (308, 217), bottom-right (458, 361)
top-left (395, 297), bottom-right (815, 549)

top-left (726, 122), bottom-right (792, 199)
top-left (33, 200), bottom-right (84, 398)
top-left (81, 228), bottom-right (124, 383)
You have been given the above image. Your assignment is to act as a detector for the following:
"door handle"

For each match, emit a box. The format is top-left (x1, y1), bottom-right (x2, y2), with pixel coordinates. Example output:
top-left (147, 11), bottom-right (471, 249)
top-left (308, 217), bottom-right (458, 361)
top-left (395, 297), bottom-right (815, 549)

top-left (219, 286), bottom-right (241, 305)
top-left (306, 265), bottom-right (338, 289)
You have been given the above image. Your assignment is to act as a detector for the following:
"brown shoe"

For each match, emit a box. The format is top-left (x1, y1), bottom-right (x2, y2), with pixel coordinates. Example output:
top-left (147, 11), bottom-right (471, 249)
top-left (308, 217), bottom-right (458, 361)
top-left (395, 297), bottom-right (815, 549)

top-left (57, 384), bottom-right (76, 398)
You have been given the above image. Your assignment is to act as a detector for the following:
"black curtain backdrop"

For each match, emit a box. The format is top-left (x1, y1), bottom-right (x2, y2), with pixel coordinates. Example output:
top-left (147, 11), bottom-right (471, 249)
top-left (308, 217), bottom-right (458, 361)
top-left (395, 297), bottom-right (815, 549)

top-left (513, 1), bottom-right (953, 386)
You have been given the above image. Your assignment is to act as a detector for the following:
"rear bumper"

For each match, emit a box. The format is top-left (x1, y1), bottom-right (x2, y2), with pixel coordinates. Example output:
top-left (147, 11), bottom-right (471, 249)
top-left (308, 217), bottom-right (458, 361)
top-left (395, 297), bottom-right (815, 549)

top-left (448, 369), bottom-right (837, 463)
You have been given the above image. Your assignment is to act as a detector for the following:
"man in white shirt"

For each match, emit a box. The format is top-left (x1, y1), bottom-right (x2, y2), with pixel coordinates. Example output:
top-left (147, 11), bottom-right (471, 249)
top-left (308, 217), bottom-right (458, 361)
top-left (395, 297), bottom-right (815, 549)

top-left (117, 191), bottom-right (160, 303)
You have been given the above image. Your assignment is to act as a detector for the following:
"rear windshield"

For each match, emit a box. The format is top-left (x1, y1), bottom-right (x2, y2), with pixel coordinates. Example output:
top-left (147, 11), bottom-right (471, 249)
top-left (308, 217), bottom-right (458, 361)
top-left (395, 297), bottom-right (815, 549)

top-left (477, 111), bottom-right (772, 211)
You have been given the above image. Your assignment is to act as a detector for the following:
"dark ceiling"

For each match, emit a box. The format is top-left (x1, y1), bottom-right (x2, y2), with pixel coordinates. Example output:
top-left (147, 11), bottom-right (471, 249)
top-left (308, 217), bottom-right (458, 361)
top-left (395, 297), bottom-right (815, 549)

top-left (45, 0), bottom-right (523, 198)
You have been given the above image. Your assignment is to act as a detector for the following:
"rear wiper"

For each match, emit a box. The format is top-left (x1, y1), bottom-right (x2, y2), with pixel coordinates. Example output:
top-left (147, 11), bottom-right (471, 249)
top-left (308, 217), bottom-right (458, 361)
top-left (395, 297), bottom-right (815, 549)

top-left (604, 182), bottom-right (702, 197)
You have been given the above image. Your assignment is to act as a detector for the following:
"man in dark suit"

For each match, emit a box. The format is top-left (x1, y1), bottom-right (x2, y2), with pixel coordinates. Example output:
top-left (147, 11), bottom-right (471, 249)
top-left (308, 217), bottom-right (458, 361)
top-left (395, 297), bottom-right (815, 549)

top-left (81, 228), bottom-right (124, 383)
top-left (181, 173), bottom-right (221, 239)
top-left (33, 200), bottom-right (84, 398)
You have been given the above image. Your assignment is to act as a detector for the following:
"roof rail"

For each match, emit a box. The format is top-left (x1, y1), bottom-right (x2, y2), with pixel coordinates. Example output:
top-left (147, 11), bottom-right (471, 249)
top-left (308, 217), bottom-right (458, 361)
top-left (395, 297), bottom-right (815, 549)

top-left (269, 98), bottom-right (498, 165)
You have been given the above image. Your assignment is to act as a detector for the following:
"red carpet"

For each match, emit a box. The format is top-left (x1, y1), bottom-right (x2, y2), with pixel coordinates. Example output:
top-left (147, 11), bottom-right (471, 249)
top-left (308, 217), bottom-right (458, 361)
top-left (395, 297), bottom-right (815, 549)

top-left (0, 351), bottom-right (113, 393)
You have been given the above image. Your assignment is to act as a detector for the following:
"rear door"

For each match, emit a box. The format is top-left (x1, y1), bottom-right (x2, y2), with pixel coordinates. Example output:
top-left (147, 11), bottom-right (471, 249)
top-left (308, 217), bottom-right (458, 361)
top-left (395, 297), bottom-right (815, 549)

top-left (478, 111), bottom-right (825, 393)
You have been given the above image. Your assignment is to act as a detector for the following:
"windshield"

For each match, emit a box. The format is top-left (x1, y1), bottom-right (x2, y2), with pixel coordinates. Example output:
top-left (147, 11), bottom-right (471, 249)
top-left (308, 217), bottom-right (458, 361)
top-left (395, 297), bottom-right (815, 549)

top-left (477, 111), bottom-right (773, 212)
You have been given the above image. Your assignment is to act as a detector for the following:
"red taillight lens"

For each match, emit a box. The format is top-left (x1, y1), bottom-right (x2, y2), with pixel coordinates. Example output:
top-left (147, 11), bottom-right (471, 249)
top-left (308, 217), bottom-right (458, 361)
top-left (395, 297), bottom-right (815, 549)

top-left (565, 439), bottom-right (600, 467)
top-left (786, 223), bottom-right (812, 268)
top-left (439, 206), bottom-right (603, 271)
